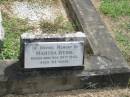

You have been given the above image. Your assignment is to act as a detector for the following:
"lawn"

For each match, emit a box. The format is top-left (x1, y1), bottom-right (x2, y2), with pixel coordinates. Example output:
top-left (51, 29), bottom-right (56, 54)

top-left (100, 0), bottom-right (130, 17)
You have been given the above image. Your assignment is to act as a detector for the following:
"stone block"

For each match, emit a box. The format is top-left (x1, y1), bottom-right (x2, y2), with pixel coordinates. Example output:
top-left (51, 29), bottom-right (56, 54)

top-left (0, 11), bottom-right (4, 50)
top-left (20, 32), bottom-right (86, 68)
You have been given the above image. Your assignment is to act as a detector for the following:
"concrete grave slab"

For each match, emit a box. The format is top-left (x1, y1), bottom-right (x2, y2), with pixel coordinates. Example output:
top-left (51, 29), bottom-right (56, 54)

top-left (0, 0), bottom-right (130, 96)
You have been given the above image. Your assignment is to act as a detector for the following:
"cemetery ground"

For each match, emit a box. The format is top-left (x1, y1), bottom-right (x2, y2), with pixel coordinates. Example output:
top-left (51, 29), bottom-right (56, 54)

top-left (1, 0), bottom-right (130, 97)
top-left (0, 0), bottom-right (75, 59)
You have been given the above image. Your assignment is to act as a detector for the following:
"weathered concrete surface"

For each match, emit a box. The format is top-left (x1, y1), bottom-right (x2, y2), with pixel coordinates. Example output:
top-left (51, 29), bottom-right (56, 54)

top-left (0, 0), bottom-right (130, 96)
top-left (21, 32), bottom-right (86, 41)
top-left (0, 57), bottom-right (129, 96)
top-left (65, 0), bottom-right (129, 69)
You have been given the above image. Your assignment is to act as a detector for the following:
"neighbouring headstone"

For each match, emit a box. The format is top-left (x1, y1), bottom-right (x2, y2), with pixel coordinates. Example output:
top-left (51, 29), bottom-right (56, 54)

top-left (0, 11), bottom-right (5, 49)
top-left (21, 32), bottom-right (86, 68)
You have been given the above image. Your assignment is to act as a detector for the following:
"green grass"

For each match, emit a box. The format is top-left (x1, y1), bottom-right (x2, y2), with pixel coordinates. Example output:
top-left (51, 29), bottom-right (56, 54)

top-left (0, 0), bottom-right (14, 4)
top-left (0, 0), bottom-right (7, 4)
top-left (0, 12), bottom-right (33, 59)
top-left (40, 16), bottom-right (75, 34)
top-left (116, 32), bottom-right (130, 62)
top-left (100, 0), bottom-right (130, 17)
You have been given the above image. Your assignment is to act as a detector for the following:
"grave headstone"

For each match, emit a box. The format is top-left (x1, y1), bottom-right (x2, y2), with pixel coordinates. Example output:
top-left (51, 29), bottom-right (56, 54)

top-left (0, 11), bottom-right (4, 40)
top-left (21, 32), bottom-right (86, 68)
top-left (0, 11), bottom-right (4, 50)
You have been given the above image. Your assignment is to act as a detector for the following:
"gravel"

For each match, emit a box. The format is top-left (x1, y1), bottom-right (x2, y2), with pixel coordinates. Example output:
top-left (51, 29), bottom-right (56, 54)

top-left (11, 0), bottom-right (67, 23)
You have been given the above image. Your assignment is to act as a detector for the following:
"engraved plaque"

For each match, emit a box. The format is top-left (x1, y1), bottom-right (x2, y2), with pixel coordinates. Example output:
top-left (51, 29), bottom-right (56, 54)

top-left (24, 41), bottom-right (84, 68)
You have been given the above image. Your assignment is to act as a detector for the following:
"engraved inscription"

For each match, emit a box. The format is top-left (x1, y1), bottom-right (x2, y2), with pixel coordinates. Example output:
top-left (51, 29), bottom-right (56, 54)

top-left (24, 42), bottom-right (84, 68)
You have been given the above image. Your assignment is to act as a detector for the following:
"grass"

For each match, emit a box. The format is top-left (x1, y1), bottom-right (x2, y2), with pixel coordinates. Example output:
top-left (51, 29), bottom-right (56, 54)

top-left (116, 32), bottom-right (130, 62)
top-left (40, 16), bottom-right (75, 34)
top-left (100, 0), bottom-right (130, 18)
top-left (0, 12), bottom-right (33, 59)
top-left (0, 0), bottom-right (15, 4)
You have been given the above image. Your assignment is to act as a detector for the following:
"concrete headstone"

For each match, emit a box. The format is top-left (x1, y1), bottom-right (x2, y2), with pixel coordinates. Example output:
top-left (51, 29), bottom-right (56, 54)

top-left (21, 32), bottom-right (86, 68)
top-left (0, 11), bottom-right (4, 41)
